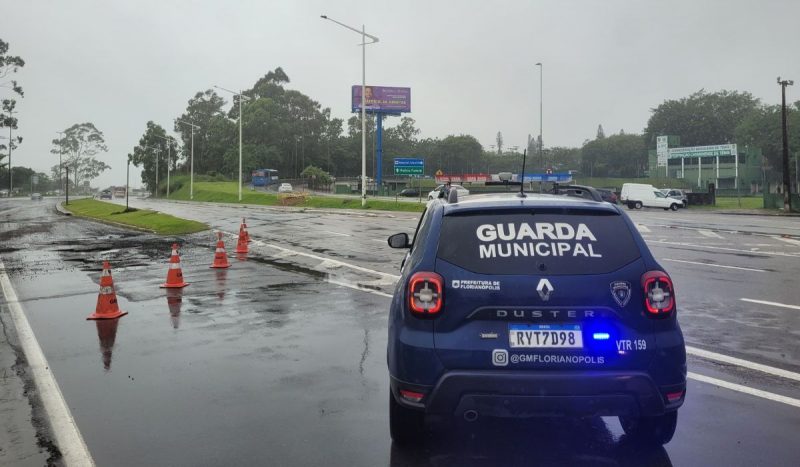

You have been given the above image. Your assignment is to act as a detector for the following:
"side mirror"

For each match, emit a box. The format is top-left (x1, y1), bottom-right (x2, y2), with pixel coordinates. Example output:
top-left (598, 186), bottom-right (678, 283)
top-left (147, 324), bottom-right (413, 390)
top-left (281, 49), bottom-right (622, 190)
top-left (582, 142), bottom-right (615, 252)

top-left (388, 232), bottom-right (410, 249)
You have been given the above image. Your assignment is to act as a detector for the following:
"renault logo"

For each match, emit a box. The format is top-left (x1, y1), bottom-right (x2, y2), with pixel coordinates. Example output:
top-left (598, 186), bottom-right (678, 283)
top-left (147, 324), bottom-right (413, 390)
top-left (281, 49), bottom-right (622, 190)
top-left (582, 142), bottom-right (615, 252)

top-left (536, 278), bottom-right (553, 301)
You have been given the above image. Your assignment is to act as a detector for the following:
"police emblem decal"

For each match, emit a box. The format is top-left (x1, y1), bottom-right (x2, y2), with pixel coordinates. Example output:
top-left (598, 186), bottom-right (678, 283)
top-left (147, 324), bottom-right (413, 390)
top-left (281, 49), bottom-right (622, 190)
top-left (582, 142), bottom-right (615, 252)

top-left (610, 281), bottom-right (632, 307)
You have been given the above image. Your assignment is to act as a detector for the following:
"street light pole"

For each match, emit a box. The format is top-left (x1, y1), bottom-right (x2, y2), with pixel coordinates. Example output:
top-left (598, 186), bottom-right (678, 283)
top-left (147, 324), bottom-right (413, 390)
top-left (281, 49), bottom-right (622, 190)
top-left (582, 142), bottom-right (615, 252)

top-left (321, 14), bottom-right (379, 207)
top-left (214, 85), bottom-right (251, 202)
top-left (56, 131), bottom-right (65, 198)
top-left (535, 62), bottom-right (543, 170)
top-left (153, 134), bottom-right (173, 198)
top-left (126, 156), bottom-right (130, 211)
top-left (778, 77), bottom-right (794, 212)
top-left (178, 120), bottom-right (200, 200)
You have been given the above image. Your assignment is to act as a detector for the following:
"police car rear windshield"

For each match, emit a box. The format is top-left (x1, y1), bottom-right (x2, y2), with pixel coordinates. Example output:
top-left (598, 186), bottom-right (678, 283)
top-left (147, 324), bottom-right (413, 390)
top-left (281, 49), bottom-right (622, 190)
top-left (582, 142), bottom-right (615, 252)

top-left (436, 210), bottom-right (640, 275)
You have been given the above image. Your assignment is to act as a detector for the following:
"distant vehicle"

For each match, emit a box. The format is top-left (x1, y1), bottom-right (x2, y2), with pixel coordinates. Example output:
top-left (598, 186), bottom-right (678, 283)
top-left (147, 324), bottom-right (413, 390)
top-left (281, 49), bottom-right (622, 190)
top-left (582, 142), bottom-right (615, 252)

top-left (596, 188), bottom-right (618, 204)
top-left (0, 189), bottom-right (9, 198)
top-left (552, 184), bottom-right (604, 202)
top-left (661, 188), bottom-right (688, 208)
top-left (278, 183), bottom-right (293, 193)
top-left (100, 190), bottom-right (113, 200)
top-left (113, 187), bottom-right (126, 198)
top-left (398, 188), bottom-right (420, 197)
top-left (30, 192), bottom-right (42, 201)
top-left (427, 184), bottom-right (469, 200)
top-left (386, 192), bottom-right (684, 446)
top-left (621, 183), bottom-right (680, 211)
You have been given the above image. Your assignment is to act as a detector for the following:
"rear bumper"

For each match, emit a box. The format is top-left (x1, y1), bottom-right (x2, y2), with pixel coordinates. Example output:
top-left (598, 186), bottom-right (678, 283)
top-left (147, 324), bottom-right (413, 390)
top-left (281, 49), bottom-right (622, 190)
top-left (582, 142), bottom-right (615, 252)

top-left (392, 370), bottom-right (684, 419)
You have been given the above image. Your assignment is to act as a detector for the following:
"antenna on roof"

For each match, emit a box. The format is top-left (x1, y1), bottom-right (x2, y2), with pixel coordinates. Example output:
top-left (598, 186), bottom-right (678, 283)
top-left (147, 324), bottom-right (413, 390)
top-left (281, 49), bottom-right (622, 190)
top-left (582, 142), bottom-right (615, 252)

top-left (518, 149), bottom-right (528, 198)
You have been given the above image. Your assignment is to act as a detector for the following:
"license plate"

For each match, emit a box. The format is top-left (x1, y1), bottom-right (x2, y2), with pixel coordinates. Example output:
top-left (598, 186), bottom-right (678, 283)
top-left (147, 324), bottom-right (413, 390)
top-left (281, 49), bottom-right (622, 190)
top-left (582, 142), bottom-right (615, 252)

top-left (509, 324), bottom-right (583, 349)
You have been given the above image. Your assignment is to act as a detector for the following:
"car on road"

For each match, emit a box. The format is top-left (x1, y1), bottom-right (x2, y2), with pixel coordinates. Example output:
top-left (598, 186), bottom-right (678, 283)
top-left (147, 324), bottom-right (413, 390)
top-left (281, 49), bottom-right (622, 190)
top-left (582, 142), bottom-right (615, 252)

top-left (30, 192), bottom-right (42, 201)
top-left (596, 188), bottom-right (618, 204)
top-left (621, 183), bottom-right (681, 211)
top-left (387, 192), bottom-right (685, 446)
top-left (100, 190), bottom-right (113, 200)
top-left (661, 188), bottom-right (688, 208)
top-left (427, 184), bottom-right (470, 200)
top-left (398, 188), bottom-right (420, 197)
top-left (278, 183), bottom-right (293, 193)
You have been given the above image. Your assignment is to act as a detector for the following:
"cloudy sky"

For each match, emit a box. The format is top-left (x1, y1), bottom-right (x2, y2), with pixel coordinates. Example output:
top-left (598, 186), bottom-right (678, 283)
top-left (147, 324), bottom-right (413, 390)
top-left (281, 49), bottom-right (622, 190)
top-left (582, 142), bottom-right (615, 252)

top-left (3, 0), bottom-right (800, 187)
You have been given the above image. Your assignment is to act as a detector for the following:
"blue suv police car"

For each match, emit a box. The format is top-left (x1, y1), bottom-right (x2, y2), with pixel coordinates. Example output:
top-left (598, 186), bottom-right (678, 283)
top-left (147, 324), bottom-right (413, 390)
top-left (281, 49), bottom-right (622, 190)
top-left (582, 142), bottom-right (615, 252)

top-left (387, 191), bottom-right (686, 445)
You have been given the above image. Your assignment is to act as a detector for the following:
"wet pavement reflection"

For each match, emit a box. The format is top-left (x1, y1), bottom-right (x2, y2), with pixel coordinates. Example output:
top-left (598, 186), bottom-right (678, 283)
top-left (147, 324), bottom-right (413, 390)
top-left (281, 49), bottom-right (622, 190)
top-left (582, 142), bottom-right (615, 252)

top-left (165, 288), bottom-right (183, 329)
top-left (95, 319), bottom-right (120, 372)
top-left (389, 417), bottom-right (671, 467)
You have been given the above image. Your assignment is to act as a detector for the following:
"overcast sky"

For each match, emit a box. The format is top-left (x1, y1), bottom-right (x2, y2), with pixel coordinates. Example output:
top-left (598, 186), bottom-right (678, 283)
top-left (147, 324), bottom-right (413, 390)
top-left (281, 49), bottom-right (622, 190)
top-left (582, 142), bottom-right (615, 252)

top-left (3, 0), bottom-right (800, 188)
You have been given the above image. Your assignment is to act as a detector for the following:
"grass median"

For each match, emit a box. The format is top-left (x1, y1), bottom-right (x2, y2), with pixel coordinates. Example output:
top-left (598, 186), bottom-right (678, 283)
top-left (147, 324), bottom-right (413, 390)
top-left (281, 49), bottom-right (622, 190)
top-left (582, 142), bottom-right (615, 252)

top-left (168, 180), bottom-right (426, 213)
top-left (64, 199), bottom-right (208, 235)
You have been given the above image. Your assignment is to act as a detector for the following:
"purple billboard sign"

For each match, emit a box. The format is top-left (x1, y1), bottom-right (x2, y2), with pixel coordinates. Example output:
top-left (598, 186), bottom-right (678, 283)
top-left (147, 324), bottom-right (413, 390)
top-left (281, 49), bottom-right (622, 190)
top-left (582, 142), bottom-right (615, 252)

top-left (352, 86), bottom-right (411, 113)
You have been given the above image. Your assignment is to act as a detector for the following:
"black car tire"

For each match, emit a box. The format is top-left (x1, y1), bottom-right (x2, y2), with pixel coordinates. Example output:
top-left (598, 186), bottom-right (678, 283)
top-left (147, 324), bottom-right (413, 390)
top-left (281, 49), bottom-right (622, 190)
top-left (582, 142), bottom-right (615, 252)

top-left (670, 203), bottom-right (679, 211)
top-left (389, 391), bottom-right (426, 445)
top-left (634, 201), bottom-right (643, 209)
top-left (619, 411), bottom-right (678, 445)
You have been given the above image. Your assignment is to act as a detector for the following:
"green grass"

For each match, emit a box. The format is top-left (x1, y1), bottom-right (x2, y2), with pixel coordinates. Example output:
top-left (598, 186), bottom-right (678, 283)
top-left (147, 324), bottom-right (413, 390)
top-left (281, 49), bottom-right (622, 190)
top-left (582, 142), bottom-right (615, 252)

top-left (687, 196), bottom-right (766, 210)
top-left (65, 199), bottom-right (208, 235)
top-left (169, 180), bottom-right (426, 212)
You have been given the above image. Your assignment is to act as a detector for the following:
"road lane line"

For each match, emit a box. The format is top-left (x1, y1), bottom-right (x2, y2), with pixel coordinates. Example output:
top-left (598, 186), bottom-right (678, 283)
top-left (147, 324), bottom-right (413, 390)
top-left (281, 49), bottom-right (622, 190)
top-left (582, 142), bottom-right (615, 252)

top-left (662, 258), bottom-right (766, 272)
top-left (327, 279), bottom-right (394, 298)
top-left (686, 346), bottom-right (800, 382)
top-left (636, 224), bottom-right (651, 233)
top-left (648, 239), bottom-right (800, 258)
top-left (0, 259), bottom-right (95, 466)
top-left (322, 230), bottom-right (351, 237)
top-left (740, 298), bottom-right (800, 311)
top-left (698, 229), bottom-right (724, 239)
top-left (688, 372), bottom-right (800, 409)
top-left (774, 235), bottom-right (800, 247)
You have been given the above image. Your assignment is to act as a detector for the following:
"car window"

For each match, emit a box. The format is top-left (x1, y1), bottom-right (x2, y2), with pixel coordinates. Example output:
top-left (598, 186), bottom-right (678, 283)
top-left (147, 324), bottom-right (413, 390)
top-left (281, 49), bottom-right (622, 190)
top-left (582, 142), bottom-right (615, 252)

top-left (437, 211), bottom-right (640, 275)
top-left (655, 191), bottom-right (666, 198)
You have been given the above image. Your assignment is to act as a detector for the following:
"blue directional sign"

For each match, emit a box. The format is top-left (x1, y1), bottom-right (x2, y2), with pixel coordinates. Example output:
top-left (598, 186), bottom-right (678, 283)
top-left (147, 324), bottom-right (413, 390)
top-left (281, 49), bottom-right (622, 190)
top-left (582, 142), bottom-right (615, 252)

top-left (394, 158), bottom-right (424, 175)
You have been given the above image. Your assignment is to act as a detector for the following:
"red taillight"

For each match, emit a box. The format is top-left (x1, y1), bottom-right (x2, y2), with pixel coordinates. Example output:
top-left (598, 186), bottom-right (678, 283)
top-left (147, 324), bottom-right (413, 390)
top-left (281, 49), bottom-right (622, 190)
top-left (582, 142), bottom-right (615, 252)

top-left (642, 270), bottom-right (675, 316)
top-left (408, 272), bottom-right (444, 316)
top-left (666, 391), bottom-right (684, 403)
top-left (399, 389), bottom-right (425, 403)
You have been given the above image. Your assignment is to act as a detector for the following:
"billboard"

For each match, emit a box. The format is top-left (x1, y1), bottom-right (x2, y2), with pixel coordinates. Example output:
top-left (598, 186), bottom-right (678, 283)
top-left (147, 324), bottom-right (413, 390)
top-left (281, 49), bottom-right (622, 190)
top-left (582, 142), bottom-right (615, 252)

top-left (352, 86), bottom-right (411, 113)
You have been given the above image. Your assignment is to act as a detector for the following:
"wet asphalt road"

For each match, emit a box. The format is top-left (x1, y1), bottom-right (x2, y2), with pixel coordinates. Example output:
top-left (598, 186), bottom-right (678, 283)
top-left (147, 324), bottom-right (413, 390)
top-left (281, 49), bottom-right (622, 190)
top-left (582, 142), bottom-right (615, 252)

top-left (1, 197), bottom-right (799, 466)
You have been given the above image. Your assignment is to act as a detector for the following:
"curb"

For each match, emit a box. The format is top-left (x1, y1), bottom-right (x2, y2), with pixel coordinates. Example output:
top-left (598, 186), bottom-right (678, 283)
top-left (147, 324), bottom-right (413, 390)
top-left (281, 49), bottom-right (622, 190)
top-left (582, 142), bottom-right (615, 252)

top-left (54, 201), bottom-right (72, 216)
top-left (148, 198), bottom-right (420, 219)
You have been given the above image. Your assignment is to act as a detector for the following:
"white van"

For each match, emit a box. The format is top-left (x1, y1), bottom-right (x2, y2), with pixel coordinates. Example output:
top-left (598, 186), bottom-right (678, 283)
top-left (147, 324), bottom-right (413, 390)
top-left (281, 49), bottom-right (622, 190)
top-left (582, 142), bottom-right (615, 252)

top-left (620, 183), bottom-right (681, 211)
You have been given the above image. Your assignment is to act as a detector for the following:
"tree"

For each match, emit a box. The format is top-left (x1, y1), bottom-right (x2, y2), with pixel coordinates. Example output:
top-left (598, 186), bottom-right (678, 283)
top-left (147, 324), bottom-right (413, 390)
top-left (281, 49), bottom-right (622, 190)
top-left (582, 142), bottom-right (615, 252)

top-left (174, 89), bottom-right (229, 175)
top-left (51, 123), bottom-right (110, 189)
top-left (596, 125), bottom-right (605, 139)
top-left (130, 121), bottom-right (181, 192)
top-left (0, 38), bottom-right (25, 159)
top-left (644, 89), bottom-right (759, 148)
top-left (735, 101), bottom-right (800, 176)
top-left (582, 133), bottom-right (646, 177)
top-left (496, 131), bottom-right (504, 155)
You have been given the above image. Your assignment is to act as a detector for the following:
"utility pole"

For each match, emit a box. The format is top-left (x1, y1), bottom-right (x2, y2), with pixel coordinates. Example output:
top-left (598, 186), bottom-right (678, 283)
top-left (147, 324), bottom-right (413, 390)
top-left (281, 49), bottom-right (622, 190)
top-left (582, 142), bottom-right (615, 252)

top-left (178, 120), bottom-right (200, 200)
top-left (536, 63), bottom-right (543, 170)
top-left (778, 77), bottom-right (794, 212)
top-left (126, 156), bottom-right (130, 211)
top-left (65, 166), bottom-right (70, 205)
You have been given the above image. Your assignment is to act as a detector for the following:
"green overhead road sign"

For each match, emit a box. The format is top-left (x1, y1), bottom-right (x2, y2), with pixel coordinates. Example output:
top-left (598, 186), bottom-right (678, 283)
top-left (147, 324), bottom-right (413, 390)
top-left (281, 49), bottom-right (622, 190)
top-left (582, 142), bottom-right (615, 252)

top-left (394, 158), bottom-right (424, 175)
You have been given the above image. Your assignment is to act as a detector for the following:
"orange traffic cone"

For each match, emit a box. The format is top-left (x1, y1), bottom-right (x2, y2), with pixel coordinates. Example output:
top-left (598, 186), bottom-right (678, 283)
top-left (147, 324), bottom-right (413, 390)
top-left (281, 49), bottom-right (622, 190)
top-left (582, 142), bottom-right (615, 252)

top-left (210, 231), bottom-right (231, 268)
top-left (235, 224), bottom-right (248, 254)
top-left (240, 218), bottom-right (252, 243)
top-left (161, 243), bottom-right (189, 288)
top-left (87, 261), bottom-right (128, 320)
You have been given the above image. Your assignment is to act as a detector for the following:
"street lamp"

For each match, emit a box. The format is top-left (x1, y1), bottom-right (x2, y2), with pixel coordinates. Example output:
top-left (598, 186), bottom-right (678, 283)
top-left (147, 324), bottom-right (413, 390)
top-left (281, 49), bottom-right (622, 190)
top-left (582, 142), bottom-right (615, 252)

top-left (321, 14), bottom-right (379, 207)
top-left (56, 131), bottom-right (65, 198)
top-left (177, 120), bottom-right (200, 200)
top-left (153, 134), bottom-right (174, 199)
top-left (535, 62), bottom-right (543, 169)
top-left (5, 109), bottom-right (17, 195)
top-left (214, 85), bottom-right (252, 202)
top-left (778, 77), bottom-right (794, 212)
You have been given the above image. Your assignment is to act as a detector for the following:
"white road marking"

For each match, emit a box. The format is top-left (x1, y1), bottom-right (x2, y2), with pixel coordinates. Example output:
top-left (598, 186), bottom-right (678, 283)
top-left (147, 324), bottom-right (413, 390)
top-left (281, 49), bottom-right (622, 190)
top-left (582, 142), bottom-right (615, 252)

top-left (698, 229), bottom-right (724, 239)
top-left (636, 224), bottom-right (651, 233)
top-left (327, 279), bottom-right (394, 298)
top-left (688, 372), bottom-right (800, 409)
top-left (0, 259), bottom-right (95, 466)
top-left (662, 258), bottom-right (766, 272)
top-left (648, 239), bottom-right (800, 258)
top-left (321, 230), bottom-right (351, 237)
top-left (774, 236), bottom-right (800, 247)
top-left (740, 298), bottom-right (800, 311)
top-left (686, 346), bottom-right (800, 382)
